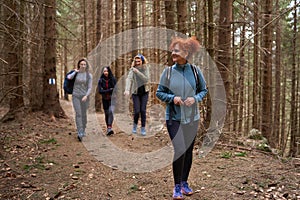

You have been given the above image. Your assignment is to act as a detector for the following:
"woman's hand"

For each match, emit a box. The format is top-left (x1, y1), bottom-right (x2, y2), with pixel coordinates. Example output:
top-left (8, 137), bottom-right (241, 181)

top-left (184, 97), bottom-right (195, 107)
top-left (132, 67), bottom-right (138, 73)
top-left (124, 91), bottom-right (130, 97)
top-left (82, 95), bottom-right (88, 102)
top-left (173, 96), bottom-right (184, 105)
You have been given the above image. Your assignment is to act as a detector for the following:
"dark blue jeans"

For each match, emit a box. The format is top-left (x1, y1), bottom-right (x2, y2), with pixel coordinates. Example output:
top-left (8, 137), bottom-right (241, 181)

top-left (166, 120), bottom-right (199, 185)
top-left (132, 92), bottom-right (149, 127)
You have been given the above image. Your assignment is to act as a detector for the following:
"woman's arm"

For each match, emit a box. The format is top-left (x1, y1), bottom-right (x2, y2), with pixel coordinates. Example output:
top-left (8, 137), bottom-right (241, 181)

top-left (134, 65), bottom-right (150, 82)
top-left (67, 70), bottom-right (77, 79)
top-left (156, 68), bottom-right (175, 103)
top-left (124, 69), bottom-right (133, 93)
top-left (86, 73), bottom-right (93, 96)
top-left (193, 69), bottom-right (208, 102)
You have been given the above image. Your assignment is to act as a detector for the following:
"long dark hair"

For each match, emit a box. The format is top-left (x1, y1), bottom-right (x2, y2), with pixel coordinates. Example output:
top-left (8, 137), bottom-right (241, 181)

top-left (100, 66), bottom-right (114, 79)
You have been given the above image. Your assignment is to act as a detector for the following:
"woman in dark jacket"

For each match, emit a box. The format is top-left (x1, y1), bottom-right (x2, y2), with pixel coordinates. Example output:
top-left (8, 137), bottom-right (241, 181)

top-left (98, 66), bottom-right (116, 135)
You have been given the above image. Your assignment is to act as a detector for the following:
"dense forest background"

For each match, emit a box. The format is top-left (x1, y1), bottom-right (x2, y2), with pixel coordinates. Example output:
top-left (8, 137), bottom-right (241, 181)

top-left (0, 0), bottom-right (299, 157)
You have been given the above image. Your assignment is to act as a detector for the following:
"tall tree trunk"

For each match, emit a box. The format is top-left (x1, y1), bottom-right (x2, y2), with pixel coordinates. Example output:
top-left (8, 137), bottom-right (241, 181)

top-left (252, 0), bottom-right (259, 129)
top-left (203, 0), bottom-right (214, 129)
top-left (152, 0), bottom-right (161, 105)
top-left (202, 0), bottom-right (207, 48)
top-left (246, 50), bottom-right (251, 133)
top-left (29, 1), bottom-right (44, 111)
top-left (43, 0), bottom-right (65, 119)
top-left (153, 0), bottom-right (160, 50)
top-left (177, 0), bottom-right (187, 34)
top-left (261, 0), bottom-right (273, 146)
top-left (131, 0), bottom-right (138, 57)
top-left (231, 4), bottom-right (237, 132)
top-left (82, 0), bottom-right (88, 56)
top-left (290, 0), bottom-right (298, 156)
top-left (90, 0), bottom-right (96, 50)
top-left (217, 0), bottom-right (232, 130)
top-left (1, 0), bottom-right (25, 122)
top-left (63, 39), bottom-right (69, 100)
top-left (96, 0), bottom-right (102, 42)
top-left (274, 0), bottom-right (281, 148)
top-left (238, 17), bottom-right (246, 133)
top-left (95, 0), bottom-right (102, 112)
top-left (281, 66), bottom-right (287, 155)
top-left (115, 0), bottom-right (121, 79)
top-left (164, 0), bottom-right (175, 65)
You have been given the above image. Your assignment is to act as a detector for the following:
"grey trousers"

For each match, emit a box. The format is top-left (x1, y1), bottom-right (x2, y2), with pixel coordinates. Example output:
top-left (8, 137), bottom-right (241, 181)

top-left (72, 95), bottom-right (89, 135)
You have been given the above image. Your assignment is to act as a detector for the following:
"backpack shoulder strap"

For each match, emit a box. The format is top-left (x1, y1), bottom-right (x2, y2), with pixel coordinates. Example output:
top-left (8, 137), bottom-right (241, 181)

top-left (191, 65), bottom-right (199, 84)
top-left (191, 64), bottom-right (200, 93)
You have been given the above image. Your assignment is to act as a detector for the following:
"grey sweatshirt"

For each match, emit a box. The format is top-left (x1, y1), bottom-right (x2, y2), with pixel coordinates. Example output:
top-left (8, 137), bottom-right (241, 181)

top-left (68, 71), bottom-right (93, 97)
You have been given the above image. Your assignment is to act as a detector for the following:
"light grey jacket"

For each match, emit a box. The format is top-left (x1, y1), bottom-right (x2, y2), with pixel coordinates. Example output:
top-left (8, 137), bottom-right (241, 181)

top-left (125, 65), bottom-right (150, 95)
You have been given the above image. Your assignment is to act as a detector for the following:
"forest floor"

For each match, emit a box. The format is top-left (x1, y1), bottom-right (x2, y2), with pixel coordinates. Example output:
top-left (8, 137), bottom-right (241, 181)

top-left (0, 100), bottom-right (299, 200)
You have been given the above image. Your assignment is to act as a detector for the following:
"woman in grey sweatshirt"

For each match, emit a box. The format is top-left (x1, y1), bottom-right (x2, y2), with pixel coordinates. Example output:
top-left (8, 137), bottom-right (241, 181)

top-left (67, 58), bottom-right (93, 142)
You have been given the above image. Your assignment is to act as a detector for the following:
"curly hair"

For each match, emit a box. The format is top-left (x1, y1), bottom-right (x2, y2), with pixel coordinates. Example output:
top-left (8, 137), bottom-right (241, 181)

top-left (169, 36), bottom-right (200, 60)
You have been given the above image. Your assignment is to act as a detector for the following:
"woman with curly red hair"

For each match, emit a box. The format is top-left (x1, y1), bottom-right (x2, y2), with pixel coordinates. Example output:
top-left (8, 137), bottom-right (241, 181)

top-left (156, 37), bottom-right (208, 199)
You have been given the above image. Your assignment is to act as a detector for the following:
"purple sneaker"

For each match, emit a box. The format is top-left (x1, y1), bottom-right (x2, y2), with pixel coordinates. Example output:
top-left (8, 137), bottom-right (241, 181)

top-left (181, 181), bottom-right (193, 196)
top-left (173, 184), bottom-right (184, 199)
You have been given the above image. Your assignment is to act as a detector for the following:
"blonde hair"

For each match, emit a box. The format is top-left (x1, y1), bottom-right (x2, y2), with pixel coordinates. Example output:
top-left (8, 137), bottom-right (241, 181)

top-left (131, 54), bottom-right (148, 67)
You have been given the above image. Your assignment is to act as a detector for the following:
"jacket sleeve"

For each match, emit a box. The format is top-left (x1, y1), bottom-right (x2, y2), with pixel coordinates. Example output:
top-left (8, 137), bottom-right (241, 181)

top-left (156, 68), bottom-right (175, 103)
top-left (135, 65), bottom-right (150, 82)
top-left (67, 70), bottom-right (76, 79)
top-left (98, 79), bottom-right (102, 94)
top-left (193, 68), bottom-right (208, 102)
top-left (125, 69), bottom-right (133, 93)
top-left (98, 78), bottom-right (113, 94)
top-left (86, 73), bottom-right (93, 96)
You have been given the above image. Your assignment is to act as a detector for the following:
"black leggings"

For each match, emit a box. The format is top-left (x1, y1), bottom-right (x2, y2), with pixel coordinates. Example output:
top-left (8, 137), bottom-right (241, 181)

top-left (166, 120), bottom-right (198, 184)
top-left (102, 99), bottom-right (114, 127)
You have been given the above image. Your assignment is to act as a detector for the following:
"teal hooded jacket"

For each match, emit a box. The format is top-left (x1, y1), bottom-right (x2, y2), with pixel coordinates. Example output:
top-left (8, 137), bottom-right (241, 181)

top-left (156, 63), bottom-right (208, 124)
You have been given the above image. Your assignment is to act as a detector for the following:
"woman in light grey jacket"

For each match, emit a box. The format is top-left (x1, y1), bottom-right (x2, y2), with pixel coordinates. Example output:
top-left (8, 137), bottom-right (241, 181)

top-left (67, 58), bottom-right (93, 141)
top-left (124, 54), bottom-right (150, 136)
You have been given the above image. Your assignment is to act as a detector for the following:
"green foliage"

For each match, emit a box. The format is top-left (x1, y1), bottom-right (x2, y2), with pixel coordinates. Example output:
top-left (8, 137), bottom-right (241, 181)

top-left (220, 151), bottom-right (247, 159)
top-left (129, 184), bottom-right (138, 191)
top-left (220, 151), bottom-right (232, 159)
top-left (40, 138), bottom-right (57, 144)
top-left (234, 152), bottom-right (247, 157)
top-left (23, 163), bottom-right (45, 171)
top-left (128, 184), bottom-right (140, 194)
top-left (23, 156), bottom-right (46, 172)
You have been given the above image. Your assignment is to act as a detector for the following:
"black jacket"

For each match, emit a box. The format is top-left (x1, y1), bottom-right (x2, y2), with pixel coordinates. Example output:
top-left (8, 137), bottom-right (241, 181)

top-left (98, 67), bottom-right (116, 100)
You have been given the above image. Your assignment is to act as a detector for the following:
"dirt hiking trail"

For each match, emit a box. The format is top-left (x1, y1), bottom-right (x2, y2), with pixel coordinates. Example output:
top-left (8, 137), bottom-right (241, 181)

top-left (0, 100), bottom-right (299, 200)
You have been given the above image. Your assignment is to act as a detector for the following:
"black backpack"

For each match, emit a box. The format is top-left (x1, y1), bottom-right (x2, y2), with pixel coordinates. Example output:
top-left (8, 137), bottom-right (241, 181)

top-left (63, 70), bottom-right (78, 94)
